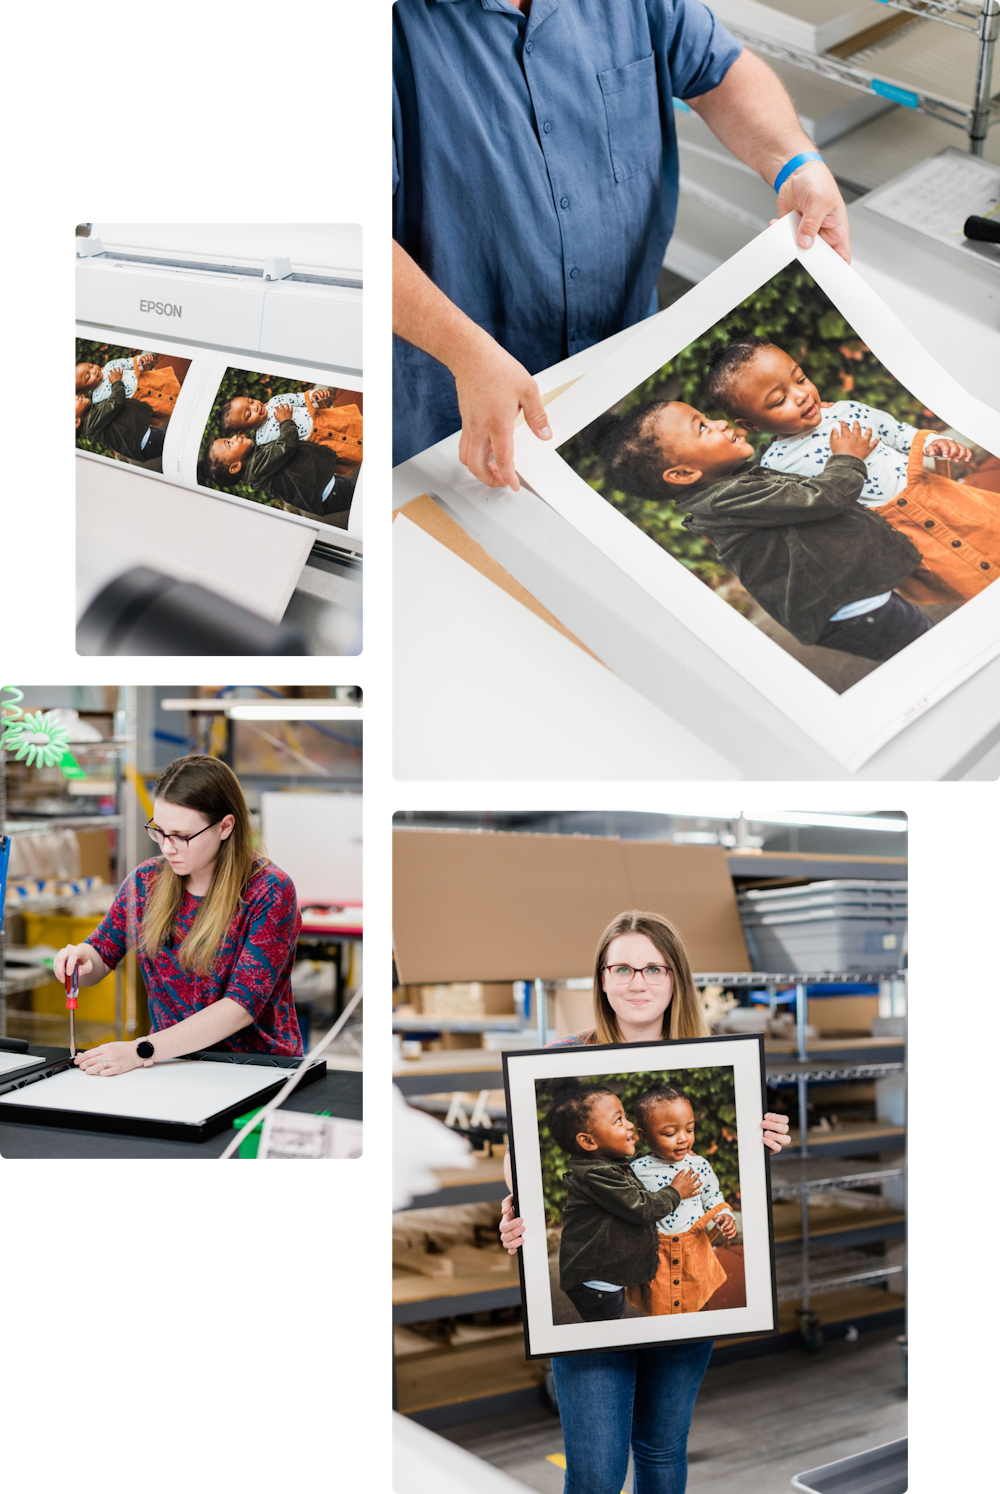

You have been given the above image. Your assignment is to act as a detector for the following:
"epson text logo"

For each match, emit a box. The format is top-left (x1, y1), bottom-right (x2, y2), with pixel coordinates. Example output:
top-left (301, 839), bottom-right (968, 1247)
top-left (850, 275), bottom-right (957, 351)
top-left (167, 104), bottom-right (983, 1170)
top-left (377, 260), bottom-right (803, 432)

top-left (140, 299), bottom-right (182, 318)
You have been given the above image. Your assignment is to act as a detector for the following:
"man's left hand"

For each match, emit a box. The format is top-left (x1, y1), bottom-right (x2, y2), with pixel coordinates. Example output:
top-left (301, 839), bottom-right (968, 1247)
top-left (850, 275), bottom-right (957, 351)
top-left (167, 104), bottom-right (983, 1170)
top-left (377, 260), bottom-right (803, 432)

top-left (74, 1042), bottom-right (143, 1077)
top-left (761, 1112), bottom-right (791, 1153)
top-left (776, 161), bottom-right (851, 262)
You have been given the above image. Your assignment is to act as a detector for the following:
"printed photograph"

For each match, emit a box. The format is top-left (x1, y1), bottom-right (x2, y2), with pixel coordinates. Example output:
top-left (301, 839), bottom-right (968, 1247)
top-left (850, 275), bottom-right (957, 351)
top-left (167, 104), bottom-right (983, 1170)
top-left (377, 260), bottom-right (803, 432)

top-left (535, 1066), bottom-right (745, 1327)
top-left (75, 340), bottom-right (192, 475)
top-left (558, 264), bottom-right (1000, 693)
top-left (197, 367), bottom-right (363, 528)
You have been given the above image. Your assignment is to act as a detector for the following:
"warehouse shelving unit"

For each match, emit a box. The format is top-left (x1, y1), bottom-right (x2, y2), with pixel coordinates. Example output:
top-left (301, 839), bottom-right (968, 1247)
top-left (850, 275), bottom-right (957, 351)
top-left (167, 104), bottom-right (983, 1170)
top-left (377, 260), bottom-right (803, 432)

top-left (725, 0), bottom-right (998, 153)
top-left (0, 689), bottom-right (138, 1044)
top-left (394, 969), bottom-right (907, 1425)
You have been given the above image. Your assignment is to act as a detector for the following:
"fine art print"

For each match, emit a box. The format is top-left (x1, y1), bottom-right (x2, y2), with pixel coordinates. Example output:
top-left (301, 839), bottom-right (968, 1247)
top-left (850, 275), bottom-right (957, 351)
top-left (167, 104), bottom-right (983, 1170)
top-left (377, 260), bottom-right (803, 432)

top-left (504, 1035), bottom-right (777, 1358)
top-left (75, 339), bottom-right (192, 475)
top-left (514, 218), bottom-right (1000, 769)
top-left (197, 368), bottom-right (363, 526)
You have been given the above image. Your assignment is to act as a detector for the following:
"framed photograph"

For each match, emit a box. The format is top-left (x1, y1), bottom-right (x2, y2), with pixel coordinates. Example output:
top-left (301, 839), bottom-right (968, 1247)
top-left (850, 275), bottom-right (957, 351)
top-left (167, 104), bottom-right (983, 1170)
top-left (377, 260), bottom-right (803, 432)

top-left (503, 1033), bottom-right (777, 1359)
top-left (514, 216), bottom-right (1000, 771)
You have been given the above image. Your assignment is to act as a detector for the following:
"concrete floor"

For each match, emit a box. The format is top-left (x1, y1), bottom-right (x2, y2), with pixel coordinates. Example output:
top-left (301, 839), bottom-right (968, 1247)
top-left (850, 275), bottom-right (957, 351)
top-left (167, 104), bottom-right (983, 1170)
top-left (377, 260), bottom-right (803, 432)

top-left (441, 1326), bottom-right (906, 1494)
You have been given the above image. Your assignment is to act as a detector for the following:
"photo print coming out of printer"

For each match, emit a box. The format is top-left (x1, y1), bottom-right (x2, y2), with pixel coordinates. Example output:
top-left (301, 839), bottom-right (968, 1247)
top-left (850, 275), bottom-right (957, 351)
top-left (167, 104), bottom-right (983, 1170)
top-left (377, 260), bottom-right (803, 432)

top-left (75, 341), bottom-right (192, 475)
top-left (197, 370), bottom-right (363, 528)
top-left (557, 264), bottom-right (999, 698)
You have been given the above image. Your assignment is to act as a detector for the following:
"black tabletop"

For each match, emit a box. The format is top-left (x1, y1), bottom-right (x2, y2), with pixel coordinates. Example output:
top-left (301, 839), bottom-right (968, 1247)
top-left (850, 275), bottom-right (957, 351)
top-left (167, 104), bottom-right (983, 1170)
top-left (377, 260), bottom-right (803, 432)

top-left (0, 1046), bottom-right (362, 1159)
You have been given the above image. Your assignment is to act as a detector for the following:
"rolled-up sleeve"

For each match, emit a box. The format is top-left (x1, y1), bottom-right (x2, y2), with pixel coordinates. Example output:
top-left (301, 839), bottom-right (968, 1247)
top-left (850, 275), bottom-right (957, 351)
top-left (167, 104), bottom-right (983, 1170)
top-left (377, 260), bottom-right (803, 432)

top-left (222, 875), bottom-right (302, 1021)
top-left (655, 0), bottom-right (742, 100)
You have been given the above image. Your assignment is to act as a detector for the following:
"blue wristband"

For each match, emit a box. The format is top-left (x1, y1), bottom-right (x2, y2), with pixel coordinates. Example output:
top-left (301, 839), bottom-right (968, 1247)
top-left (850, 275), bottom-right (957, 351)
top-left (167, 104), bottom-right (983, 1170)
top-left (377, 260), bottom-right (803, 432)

top-left (774, 151), bottom-right (824, 194)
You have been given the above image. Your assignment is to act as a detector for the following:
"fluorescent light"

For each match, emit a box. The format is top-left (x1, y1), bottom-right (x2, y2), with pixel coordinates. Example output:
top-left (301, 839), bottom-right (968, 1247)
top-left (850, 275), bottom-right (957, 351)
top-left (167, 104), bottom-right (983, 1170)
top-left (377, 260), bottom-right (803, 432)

top-left (652, 807), bottom-right (906, 834)
top-left (159, 699), bottom-right (361, 721)
top-left (226, 704), bottom-right (362, 722)
top-left (739, 811), bottom-right (906, 834)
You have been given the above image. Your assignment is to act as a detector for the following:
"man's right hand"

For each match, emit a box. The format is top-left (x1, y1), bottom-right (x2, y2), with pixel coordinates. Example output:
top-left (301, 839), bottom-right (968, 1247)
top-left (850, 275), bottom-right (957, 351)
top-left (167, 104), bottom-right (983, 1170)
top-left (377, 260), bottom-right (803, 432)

top-left (453, 340), bottom-right (551, 491)
top-left (671, 1167), bottom-right (703, 1200)
top-left (54, 944), bottom-right (95, 983)
top-left (499, 1193), bottom-right (526, 1254)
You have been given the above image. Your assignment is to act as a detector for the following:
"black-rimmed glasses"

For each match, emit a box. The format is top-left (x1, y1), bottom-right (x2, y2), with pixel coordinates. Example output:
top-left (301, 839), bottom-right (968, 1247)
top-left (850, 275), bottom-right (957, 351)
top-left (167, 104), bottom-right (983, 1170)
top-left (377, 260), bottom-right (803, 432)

top-left (145, 818), bottom-right (221, 848)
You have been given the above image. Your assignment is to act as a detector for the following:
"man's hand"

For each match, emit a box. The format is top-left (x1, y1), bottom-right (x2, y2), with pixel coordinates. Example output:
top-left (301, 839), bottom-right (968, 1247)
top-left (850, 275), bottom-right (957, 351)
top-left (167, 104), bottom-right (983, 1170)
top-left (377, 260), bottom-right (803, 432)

top-left (273, 402), bottom-right (294, 424)
top-left (776, 160), bottom-right (851, 261)
top-left (499, 1193), bottom-right (526, 1254)
top-left (761, 1112), bottom-right (791, 1154)
top-left (671, 1167), bottom-right (703, 1200)
top-left (107, 366), bottom-right (123, 384)
top-left (453, 340), bottom-right (551, 491)
top-left (830, 421), bottom-right (878, 461)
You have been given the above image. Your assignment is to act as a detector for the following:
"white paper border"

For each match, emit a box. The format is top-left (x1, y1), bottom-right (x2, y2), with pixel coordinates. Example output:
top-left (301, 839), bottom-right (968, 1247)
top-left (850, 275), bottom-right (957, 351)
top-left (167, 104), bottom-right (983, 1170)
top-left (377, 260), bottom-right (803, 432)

top-left (514, 217), bottom-right (1000, 770)
top-left (506, 1038), bottom-right (775, 1359)
top-left (74, 326), bottom-right (363, 537)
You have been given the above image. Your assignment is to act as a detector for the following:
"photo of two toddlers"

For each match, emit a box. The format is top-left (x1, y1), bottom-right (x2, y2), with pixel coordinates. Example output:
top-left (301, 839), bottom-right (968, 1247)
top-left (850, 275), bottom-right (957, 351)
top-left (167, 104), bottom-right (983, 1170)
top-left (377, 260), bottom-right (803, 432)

top-left (559, 265), bottom-right (1000, 693)
top-left (536, 1068), bottom-right (746, 1327)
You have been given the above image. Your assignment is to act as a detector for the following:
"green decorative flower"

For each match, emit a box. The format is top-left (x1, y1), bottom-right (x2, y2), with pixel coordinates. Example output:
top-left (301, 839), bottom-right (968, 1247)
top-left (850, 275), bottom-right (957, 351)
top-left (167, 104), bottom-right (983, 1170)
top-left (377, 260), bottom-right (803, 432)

top-left (1, 694), bottom-right (72, 769)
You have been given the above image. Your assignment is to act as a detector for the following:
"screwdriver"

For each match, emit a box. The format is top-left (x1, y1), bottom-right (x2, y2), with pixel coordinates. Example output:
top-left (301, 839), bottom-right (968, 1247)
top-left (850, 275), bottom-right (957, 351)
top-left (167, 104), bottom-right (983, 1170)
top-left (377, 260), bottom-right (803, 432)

top-left (65, 964), bottom-right (79, 1058)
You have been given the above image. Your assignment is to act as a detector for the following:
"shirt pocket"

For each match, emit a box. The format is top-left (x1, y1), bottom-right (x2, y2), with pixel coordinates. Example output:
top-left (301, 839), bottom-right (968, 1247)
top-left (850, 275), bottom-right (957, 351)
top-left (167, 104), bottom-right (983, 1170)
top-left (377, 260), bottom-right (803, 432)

top-left (597, 53), bottom-right (661, 184)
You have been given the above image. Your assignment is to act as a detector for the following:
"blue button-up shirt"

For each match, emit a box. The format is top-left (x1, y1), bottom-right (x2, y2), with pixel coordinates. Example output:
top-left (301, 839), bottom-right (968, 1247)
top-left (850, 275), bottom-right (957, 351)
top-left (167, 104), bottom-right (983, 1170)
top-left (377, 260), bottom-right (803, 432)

top-left (392, 0), bottom-right (740, 463)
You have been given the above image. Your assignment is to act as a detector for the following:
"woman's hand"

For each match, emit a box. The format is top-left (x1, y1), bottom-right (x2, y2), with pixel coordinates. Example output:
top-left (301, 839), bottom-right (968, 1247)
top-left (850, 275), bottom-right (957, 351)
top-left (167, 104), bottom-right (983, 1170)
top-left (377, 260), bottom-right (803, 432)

top-left (761, 1112), bottom-right (791, 1153)
top-left (499, 1194), bottom-right (526, 1254)
top-left (74, 1042), bottom-right (143, 1077)
top-left (54, 944), bottom-right (94, 983)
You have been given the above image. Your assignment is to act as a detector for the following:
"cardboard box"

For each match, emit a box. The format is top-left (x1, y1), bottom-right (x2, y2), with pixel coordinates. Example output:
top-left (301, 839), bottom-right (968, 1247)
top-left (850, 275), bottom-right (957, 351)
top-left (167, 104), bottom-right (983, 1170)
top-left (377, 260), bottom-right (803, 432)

top-left (410, 982), bottom-right (515, 1019)
top-left (807, 996), bottom-right (880, 1035)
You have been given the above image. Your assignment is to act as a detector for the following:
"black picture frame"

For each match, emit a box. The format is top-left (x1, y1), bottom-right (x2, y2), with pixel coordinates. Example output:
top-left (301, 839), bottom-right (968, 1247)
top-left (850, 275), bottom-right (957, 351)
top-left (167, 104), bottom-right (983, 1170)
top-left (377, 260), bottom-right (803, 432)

top-left (499, 1033), bottom-right (777, 1362)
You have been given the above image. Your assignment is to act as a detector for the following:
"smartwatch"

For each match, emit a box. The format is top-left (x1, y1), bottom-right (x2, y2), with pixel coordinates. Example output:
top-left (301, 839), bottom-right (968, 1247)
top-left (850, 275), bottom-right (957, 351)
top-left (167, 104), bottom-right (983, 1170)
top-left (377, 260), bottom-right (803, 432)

top-left (136, 1039), bottom-right (155, 1067)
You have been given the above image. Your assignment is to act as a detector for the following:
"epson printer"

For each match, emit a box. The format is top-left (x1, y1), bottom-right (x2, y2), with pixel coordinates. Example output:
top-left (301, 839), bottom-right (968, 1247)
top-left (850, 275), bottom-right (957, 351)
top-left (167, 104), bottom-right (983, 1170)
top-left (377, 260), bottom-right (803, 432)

top-left (75, 221), bottom-right (363, 654)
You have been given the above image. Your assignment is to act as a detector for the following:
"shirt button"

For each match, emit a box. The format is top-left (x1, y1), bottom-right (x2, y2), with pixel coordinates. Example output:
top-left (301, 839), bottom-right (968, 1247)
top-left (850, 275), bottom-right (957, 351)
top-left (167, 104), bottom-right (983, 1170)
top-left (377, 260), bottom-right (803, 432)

top-left (923, 519), bottom-right (934, 528)
top-left (525, 41), bottom-right (533, 54)
top-left (543, 120), bottom-right (552, 134)
top-left (560, 196), bottom-right (570, 209)
top-left (897, 498), bottom-right (907, 506)
top-left (951, 539), bottom-right (961, 547)
top-left (982, 561), bottom-right (991, 570)
top-left (674, 1300), bottom-right (680, 1307)
top-left (673, 1279), bottom-right (680, 1285)
top-left (569, 267), bottom-right (579, 279)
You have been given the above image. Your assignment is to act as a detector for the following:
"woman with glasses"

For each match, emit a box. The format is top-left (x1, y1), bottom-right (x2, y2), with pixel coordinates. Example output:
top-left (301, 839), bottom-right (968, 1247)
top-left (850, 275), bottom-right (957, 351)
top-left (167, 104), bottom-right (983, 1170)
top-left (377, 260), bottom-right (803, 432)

top-left (499, 909), bottom-right (790, 1494)
top-left (52, 755), bottom-right (303, 1077)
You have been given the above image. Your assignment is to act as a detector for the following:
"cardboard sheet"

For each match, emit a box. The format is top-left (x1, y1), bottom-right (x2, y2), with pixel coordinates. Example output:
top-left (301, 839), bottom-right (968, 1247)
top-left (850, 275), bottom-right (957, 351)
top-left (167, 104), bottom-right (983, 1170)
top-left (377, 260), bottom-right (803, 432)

top-left (392, 831), bottom-right (749, 983)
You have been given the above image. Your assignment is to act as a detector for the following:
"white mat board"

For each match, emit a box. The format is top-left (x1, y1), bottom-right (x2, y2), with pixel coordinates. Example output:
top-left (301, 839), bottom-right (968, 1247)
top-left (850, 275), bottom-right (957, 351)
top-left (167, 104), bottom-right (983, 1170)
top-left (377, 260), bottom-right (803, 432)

top-left (392, 515), bottom-right (741, 781)
top-left (0, 1061), bottom-right (288, 1126)
top-left (260, 792), bottom-right (362, 904)
top-left (76, 456), bottom-right (316, 624)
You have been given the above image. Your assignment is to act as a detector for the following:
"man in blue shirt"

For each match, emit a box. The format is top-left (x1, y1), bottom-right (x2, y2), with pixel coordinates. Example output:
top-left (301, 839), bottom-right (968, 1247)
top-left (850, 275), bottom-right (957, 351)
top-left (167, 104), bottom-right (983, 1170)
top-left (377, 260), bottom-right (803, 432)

top-left (393, 0), bottom-right (851, 483)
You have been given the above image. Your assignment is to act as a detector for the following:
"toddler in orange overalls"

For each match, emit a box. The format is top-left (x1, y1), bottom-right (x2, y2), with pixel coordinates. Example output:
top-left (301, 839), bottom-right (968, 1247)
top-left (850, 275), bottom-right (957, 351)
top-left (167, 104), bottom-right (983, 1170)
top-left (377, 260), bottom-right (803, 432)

top-left (76, 352), bottom-right (182, 422)
top-left (219, 388), bottom-right (363, 470)
top-left (626, 1084), bottom-right (739, 1317)
top-left (705, 332), bottom-right (999, 607)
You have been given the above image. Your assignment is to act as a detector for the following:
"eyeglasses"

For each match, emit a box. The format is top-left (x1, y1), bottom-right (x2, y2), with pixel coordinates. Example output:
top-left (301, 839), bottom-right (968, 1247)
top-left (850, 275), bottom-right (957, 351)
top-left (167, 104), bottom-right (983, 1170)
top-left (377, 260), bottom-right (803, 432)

top-left (145, 818), bottom-right (221, 848)
top-left (603, 963), bottom-right (672, 985)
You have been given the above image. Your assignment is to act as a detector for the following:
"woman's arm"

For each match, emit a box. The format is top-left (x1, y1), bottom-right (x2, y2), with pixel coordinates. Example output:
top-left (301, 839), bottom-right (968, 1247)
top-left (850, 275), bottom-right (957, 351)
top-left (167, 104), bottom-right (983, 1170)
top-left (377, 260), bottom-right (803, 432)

top-left (148, 998), bottom-right (253, 1059)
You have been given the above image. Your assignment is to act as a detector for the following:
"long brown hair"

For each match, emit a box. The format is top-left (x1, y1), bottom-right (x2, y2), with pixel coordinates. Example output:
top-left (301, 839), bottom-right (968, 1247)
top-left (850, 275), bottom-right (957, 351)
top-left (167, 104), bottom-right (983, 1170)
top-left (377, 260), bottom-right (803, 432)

top-left (139, 755), bottom-right (262, 974)
top-left (591, 909), bottom-right (709, 1044)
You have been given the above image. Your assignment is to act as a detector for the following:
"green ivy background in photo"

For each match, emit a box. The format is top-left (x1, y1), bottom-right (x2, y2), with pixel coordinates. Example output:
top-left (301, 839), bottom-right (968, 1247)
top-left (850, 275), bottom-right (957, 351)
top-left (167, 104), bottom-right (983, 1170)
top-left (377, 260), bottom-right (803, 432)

top-left (75, 339), bottom-right (141, 458)
top-left (197, 367), bottom-right (317, 510)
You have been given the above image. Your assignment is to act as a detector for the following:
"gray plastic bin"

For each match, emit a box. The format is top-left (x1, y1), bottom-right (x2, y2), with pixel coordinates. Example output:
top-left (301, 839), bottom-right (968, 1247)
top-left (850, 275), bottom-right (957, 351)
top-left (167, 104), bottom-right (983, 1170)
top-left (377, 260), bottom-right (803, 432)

top-left (791, 1436), bottom-right (907, 1494)
top-left (738, 881), bottom-right (907, 975)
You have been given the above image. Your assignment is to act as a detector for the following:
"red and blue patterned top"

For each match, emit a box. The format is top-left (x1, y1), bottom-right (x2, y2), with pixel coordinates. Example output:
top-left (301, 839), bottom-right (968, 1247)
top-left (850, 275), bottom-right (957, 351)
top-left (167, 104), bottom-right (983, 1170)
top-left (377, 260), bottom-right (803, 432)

top-left (87, 857), bottom-right (304, 1056)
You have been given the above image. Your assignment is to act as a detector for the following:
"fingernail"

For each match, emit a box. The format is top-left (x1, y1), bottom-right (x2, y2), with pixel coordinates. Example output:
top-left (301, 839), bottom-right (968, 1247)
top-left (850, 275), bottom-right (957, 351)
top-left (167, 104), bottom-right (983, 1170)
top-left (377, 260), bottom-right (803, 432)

top-left (800, 235), bottom-right (814, 249)
top-left (538, 425), bottom-right (552, 439)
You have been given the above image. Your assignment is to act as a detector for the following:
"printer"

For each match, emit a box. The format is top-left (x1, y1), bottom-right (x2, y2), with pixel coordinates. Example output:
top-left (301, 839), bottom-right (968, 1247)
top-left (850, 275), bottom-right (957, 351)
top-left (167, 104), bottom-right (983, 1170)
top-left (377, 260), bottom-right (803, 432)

top-left (75, 224), bottom-right (363, 657)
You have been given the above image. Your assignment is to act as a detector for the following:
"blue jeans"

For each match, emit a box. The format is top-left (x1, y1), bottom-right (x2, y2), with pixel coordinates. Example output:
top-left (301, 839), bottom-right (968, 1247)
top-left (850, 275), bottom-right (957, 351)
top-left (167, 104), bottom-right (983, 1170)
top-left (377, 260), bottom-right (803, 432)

top-left (551, 1340), bottom-right (713, 1494)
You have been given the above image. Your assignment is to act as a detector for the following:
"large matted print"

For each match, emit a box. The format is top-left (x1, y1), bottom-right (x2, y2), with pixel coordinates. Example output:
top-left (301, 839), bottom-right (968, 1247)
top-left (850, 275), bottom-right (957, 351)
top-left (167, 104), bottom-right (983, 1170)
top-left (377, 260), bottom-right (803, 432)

top-left (504, 1034), bottom-right (777, 1358)
top-left (514, 218), bottom-right (1000, 770)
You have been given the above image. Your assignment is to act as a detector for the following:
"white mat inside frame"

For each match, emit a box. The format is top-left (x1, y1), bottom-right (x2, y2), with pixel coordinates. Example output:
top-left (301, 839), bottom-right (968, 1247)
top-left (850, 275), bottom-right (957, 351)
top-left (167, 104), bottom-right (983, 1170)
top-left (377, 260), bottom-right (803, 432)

top-left (0, 1060), bottom-right (302, 1126)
